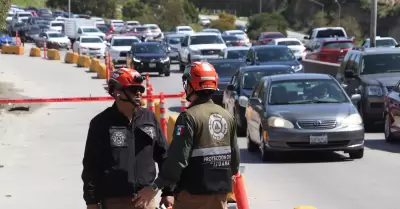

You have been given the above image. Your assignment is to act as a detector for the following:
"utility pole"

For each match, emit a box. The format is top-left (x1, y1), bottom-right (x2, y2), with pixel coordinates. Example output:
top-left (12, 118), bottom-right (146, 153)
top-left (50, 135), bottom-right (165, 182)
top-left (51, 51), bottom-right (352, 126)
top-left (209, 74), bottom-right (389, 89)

top-left (370, 0), bottom-right (377, 47)
top-left (335, 0), bottom-right (341, 26)
top-left (259, 0), bottom-right (262, 13)
top-left (68, 0), bottom-right (71, 18)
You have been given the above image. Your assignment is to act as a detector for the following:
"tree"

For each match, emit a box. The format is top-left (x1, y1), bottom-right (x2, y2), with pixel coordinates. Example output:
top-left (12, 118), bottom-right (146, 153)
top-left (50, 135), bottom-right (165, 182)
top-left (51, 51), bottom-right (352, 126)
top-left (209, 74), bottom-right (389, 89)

top-left (122, 0), bottom-right (149, 20)
top-left (46, 0), bottom-right (118, 18)
top-left (331, 16), bottom-right (362, 39)
top-left (183, 0), bottom-right (198, 23)
top-left (0, 0), bottom-right (11, 31)
top-left (158, 0), bottom-right (186, 30)
top-left (311, 11), bottom-right (328, 28)
top-left (247, 12), bottom-right (288, 40)
top-left (210, 19), bottom-right (235, 31)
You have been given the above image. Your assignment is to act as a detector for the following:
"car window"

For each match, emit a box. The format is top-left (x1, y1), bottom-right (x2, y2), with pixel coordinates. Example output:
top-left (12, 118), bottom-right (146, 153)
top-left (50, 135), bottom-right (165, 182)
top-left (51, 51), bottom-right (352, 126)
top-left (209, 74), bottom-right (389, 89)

top-left (323, 41), bottom-right (354, 49)
top-left (82, 28), bottom-right (100, 33)
top-left (112, 38), bottom-right (139, 46)
top-left (178, 28), bottom-right (192, 31)
top-left (134, 45), bottom-right (164, 54)
top-left (316, 29), bottom-right (345, 38)
top-left (210, 62), bottom-right (246, 78)
top-left (135, 27), bottom-right (149, 32)
top-left (376, 39), bottom-right (397, 47)
top-left (81, 37), bottom-right (102, 43)
top-left (47, 33), bottom-right (65, 38)
top-left (255, 48), bottom-right (295, 62)
top-left (230, 73), bottom-right (238, 85)
top-left (252, 81), bottom-right (263, 97)
top-left (168, 36), bottom-right (184, 44)
top-left (97, 26), bottom-right (109, 33)
top-left (262, 33), bottom-right (284, 39)
top-left (222, 36), bottom-right (239, 41)
top-left (190, 35), bottom-right (224, 45)
top-left (50, 22), bottom-right (63, 27)
top-left (268, 79), bottom-right (348, 105)
top-left (277, 41), bottom-right (301, 46)
top-left (242, 69), bottom-right (292, 89)
top-left (227, 50), bottom-right (248, 59)
top-left (361, 53), bottom-right (400, 74)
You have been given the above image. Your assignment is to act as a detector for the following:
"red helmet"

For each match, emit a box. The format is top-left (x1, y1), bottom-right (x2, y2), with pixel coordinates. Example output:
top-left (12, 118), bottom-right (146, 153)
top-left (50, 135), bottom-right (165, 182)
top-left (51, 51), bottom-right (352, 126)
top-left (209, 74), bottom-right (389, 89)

top-left (182, 61), bottom-right (219, 91)
top-left (108, 68), bottom-right (145, 95)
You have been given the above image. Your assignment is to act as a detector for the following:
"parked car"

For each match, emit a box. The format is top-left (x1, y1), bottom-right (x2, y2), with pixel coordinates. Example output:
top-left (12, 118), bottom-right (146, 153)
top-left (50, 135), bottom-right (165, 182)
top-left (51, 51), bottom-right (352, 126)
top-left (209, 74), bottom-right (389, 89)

top-left (127, 42), bottom-right (170, 76)
top-left (240, 73), bottom-right (364, 161)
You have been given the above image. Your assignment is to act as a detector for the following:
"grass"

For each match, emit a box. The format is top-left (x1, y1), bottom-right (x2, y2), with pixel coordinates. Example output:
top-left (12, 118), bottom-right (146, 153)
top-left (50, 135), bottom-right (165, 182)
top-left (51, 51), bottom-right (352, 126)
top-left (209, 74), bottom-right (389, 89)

top-left (12, 0), bottom-right (46, 8)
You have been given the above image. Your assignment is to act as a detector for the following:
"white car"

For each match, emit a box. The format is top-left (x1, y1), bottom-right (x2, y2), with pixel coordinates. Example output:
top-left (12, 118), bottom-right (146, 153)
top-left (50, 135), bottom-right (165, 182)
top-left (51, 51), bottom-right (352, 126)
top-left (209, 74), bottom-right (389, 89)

top-left (106, 36), bottom-right (141, 68)
top-left (90, 17), bottom-right (105, 24)
top-left (198, 17), bottom-right (211, 26)
top-left (267, 38), bottom-right (306, 59)
top-left (220, 46), bottom-right (250, 60)
top-left (143, 24), bottom-right (163, 38)
top-left (73, 36), bottom-right (106, 58)
top-left (362, 36), bottom-right (399, 48)
top-left (178, 33), bottom-right (227, 71)
top-left (45, 31), bottom-right (71, 49)
top-left (55, 16), bottom-right (66, 21)
top-left (175, 26), bottom-right (194, 35)
top-left (49, 21), bottom-right (64, 32)
top-left (125, 21), bottom-right (140, 30)
top-left (222, 30), bottom-right (250, 46)
top-left (13, 11), bottom-right (32, 23)
top-left (78, 26), bottom-right (106, 40)
top-left (6, 12), bottom-right (13, 23)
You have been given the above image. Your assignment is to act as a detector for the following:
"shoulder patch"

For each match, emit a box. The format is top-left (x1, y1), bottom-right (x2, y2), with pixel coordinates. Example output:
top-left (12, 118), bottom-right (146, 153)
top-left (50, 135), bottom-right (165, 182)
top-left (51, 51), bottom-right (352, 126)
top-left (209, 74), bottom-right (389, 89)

top-left (208, 114), bottom-right (228, 140)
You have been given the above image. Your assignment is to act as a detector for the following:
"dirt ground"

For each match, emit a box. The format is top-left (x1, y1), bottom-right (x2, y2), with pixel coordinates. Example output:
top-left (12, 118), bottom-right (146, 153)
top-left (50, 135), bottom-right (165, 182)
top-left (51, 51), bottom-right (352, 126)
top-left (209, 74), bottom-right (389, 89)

top-left (0, 82), bottom-right (45, 116)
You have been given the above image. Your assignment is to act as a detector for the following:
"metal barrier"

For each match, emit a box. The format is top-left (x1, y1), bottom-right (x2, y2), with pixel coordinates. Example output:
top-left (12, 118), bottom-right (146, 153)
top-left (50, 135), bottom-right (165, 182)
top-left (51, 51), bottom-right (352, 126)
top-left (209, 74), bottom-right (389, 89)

top-left (301, 59), bottom-right (340, 77)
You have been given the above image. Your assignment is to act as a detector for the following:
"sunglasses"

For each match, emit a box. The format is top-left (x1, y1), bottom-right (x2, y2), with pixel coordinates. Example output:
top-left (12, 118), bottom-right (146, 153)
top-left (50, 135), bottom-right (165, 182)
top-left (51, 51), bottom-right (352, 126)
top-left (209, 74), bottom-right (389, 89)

top-left (126, 86), bottom-right (145, 93)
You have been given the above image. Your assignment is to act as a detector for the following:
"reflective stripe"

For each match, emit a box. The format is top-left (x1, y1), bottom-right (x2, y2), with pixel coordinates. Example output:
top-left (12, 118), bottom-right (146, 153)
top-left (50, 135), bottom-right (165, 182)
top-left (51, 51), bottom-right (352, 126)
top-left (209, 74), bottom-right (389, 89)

top-left (160, 113), bottom-right (166, 118)
top-left (191, 146), bottom-right (231, 157)
top-left (200, 76), bottom-right (216, 81)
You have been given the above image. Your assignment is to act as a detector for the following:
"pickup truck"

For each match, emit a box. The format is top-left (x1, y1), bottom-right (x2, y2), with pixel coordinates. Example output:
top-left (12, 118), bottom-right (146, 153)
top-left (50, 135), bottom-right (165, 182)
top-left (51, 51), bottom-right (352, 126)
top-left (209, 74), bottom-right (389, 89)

top-left (303, 27), bottom-right (348, 49)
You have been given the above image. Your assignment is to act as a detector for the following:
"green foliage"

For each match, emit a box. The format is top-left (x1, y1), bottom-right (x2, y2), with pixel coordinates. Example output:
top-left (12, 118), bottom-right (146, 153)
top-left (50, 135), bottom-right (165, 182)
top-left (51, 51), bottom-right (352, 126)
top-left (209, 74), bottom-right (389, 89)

top-left (210, 19), bottom-right (235, 32)
top-left (158, 0), bottom-right (186, 31)
top-left (122, 0), bottom-right (150, 20)
top-left (12, 0), bottom-right (45, 7)
top-left (311, 11), bottom-right (328, 28)
top-left (46, 0), bottom-right (119, 18)
top-left (183, 0), bottom-right (198, 23)
top-left (218, 12), bottom-right (235, 25)
top-left (247, 12), bottom-right (288, 40)
top-left (0, 0), bottom-right (11, 31)
top-left (331, 16), bottom-right (362, 39)
top-left (188, 23), bottom-right (203, 32)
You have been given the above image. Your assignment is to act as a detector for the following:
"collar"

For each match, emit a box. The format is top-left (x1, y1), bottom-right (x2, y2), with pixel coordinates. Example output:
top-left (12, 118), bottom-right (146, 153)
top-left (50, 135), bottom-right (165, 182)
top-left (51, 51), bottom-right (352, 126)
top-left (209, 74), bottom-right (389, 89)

top-left (188, 97), bottom-right (214, 109)
top-left (111, 102), bottom-right (143, 123)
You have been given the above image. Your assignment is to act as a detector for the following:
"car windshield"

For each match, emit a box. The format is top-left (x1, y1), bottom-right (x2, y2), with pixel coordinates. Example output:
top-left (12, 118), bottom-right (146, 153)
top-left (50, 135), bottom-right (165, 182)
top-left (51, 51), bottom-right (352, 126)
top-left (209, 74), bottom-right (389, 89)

top-left (227, 50), bottom-right (248, 59)
top-left (48, 33), bottom-right (65, 38)
top-left (36, 21), bottom-right (49, 25)
top-left (323, 41), bottom-right (354, 49)
top-left (191, 35), bottom-right (224, 45)
top-left (316, 29), bottom-right (345, 38)
top-left (361, 53), bottom-right (400, 74)
top-left (168, 36), bottom-right (184, 44)
top-left (38, 24), bottom-right (49, 29)
top-left (179, 28), bottom-right (192, 31)
top-left (211, 62), bottom-right (246, 77)
top-left (222, 36), bottom-right (239, 42)
top-left (134, 44), bottom-right (164, 54)
top-left (147, 25), bottom-right (158, 29)
top-left (268, 79), bottom-right (348, 105)
top-left (376, 39), bottom-right (397, 47)
top-left (136, 27), bottom-right (149, 32)
top-left (242, 69), bottom-right (292, 89)
top-left (112, 38), bottom-right (139, 46)
top-left (262, 33), bottom-right (284, 39)
top-left (29, 27), bottom-right (41, 33)
top-left (82, 28), bottom-right (99, 32)
top-left (277, 41), bottom-right (301, 46)
top-left (202, 29), bottom-right (219, 33)
top-left (127, 22), bottom-right (139, 26)
top-left (256, 48), bottom-right (295, 62)
top-left (81, 37), bottom-right (102, 43)
top-left (51, 22), bottom-right (63, 27)
top-left (97, 27), bottom-right (109, 33)
top-left (18, 13), bottom-right (32, 17)
top-left (14, 23), bottom-right (24, 27)
top-left (230, 32), bottom-right (245, 36)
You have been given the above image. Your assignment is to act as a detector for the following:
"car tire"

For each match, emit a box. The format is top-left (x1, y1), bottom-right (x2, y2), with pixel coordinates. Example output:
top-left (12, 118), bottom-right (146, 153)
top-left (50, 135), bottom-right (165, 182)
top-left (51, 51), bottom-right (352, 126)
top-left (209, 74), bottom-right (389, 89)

top-left (164, 70), bottom-right (170, 77)
top-left (179, 54), bottom-right (185, 72)
top-left (384, 113), bottom-right (396, 142)
top-left (359, 103), bottom-right (375, 131)
top-left (349, 148), bottom-right (364, 159)
top-left (247, 135), bottom-right (258, 152)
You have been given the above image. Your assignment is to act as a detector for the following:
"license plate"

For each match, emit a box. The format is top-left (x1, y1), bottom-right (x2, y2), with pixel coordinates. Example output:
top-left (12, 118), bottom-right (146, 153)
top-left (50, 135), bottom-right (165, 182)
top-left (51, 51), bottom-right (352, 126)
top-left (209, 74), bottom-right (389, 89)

top-left (149, 63), bottom-right (156, 68)
top-left (309, 134), bottom-right (328, 144)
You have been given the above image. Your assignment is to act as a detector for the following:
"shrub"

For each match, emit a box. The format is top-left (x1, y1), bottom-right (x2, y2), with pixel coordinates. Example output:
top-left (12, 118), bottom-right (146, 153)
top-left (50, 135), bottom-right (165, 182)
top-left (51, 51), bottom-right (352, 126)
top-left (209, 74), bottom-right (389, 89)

top-left (189, 23), bottom-right (203, 32)
top-left (210, 19), bottom-right (236, 32)
top-left (247, 12), bottom-right (288, 40)
top-left (219, 12), bottom-right (236, 25)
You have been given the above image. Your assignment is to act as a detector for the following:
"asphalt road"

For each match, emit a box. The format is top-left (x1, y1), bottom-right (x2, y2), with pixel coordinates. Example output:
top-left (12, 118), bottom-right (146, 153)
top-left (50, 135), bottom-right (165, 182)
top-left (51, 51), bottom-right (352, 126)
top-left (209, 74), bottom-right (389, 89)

top-left (0, 43), bottom-right (400, 209)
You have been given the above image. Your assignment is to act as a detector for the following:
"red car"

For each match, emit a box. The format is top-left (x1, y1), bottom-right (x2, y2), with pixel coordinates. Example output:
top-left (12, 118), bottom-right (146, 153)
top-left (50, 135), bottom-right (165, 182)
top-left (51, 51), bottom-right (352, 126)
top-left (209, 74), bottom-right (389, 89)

top-left (256, 32), bottom-right (285, 45)
top-left (26, 10), bottom-right (38, 17)
top-left (305, 37), bottom-right (355, 63)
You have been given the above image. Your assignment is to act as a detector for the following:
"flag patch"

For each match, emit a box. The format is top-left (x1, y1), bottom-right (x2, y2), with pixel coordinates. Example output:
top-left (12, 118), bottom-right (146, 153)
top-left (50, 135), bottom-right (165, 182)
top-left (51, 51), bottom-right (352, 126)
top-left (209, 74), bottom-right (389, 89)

top-left (176, 125), bottom-right (185, 136)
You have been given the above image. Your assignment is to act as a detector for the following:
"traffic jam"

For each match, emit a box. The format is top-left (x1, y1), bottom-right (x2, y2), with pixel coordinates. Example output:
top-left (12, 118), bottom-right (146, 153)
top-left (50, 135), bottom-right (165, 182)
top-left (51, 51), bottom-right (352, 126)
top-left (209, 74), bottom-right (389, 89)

top-left (4, 6), bottom-right (400, 161)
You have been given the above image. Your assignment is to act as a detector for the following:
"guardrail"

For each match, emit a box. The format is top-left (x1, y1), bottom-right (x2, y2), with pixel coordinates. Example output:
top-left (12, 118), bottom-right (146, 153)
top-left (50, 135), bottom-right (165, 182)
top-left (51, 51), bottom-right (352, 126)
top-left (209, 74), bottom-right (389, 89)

top-left (301, 59), bottom-right (340, 77)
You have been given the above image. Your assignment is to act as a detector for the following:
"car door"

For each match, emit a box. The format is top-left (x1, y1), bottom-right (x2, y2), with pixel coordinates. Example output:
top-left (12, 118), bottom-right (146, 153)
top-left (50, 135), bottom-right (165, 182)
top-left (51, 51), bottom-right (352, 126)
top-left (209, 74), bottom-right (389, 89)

top-left (247, 80), bottom-right (265, 142)
top-left (180, 35), bottom-right (189, 62)
top-left (245, 48), bottom-right (255, 65)
top-left (224, 71), bottom-right (238, 115)
top-left (386, 81), bottom-right (400, 131)
top-left (36, 32), bottom-right (45, 45)
top-left (341, 53), bottom-right (360, 96)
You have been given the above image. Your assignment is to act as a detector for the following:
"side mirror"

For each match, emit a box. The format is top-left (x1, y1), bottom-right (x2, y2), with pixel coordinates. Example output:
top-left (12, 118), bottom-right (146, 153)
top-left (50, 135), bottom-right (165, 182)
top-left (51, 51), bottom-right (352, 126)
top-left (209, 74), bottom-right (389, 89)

top-left (249, 97), bottom-right (262, 106)
top-left (350, 94), bottom-right (361, 102)
top-left (181, 42), bottom-right (186, 47)
top-left (226, 84), bottom-right (235, 91)
top-left (245, 58), bottom-right (253, 65)
top-left (396, 44), bottom-right (400, 47)
top-left (238, 96), bottom-right (248, 107)
top-left (303, 36), bottom-right (309, 40)
top-left (297, 57), bottom-right (303, 61)
top-left (344, 69), bottom-right (355, 78)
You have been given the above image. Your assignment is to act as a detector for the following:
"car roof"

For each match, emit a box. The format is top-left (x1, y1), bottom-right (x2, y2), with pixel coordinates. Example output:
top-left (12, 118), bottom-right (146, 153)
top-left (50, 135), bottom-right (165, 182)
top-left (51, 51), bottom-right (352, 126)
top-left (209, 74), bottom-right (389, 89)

top-left (166, 34), bottom-right (185, 38)
top-left (266, 73), bottom-right (332, 81)
top-left (226, 46), bottom-right (250, 51)
top-left (46, 31), bottom-right (61, 34)
top-left (202, 28), bottom-right (219, 31)
top-left (364, 37), bottom-right (395, 41)
top-left (318, 37), bottom-right (354, 42)
top-left (206, 58), bottom-right (245, 64)
top-left (353, 47), bottom-right (400, 55)
top-left (176, 25), bottom-right (192, 28)
top-left (80, 26), bottom-right (97, 28)
top-left (134, 42), bottom-right (161, 45)
top-left (190, 32), bottom-right (220, 36)
top-left (273, 38), bottom-right (301, 42)
top-left (251, 45), bottom-right (288, 50)
top-left (225, 30), bottom-right (244, 33)
top-left (241, 65), bottom-right (291, 72)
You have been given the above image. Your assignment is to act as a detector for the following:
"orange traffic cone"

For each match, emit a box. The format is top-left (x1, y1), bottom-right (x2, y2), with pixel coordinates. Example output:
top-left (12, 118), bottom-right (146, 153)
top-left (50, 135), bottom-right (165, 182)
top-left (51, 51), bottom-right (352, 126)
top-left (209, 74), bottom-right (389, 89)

top-left (233, 173), bottom-right (249, 209)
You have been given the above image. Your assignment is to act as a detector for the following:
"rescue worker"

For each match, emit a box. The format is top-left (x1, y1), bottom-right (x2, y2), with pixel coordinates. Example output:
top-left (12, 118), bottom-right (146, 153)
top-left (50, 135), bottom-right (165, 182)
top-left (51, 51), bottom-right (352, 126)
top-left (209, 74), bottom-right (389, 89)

top-left (81, 68), bottom-right (174, 209)
top-left (18, 29), bottom-right (25, 47)
top-left (133, 62), bottom-right (240, 209)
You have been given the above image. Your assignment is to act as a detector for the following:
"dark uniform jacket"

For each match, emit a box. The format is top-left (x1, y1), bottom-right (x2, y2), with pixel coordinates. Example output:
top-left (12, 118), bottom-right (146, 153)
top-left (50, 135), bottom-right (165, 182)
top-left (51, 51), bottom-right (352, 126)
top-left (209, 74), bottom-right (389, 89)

top-left (81, 103), bottom-right (173, 205)
top-left (155, 98), bottom-right (240, 195)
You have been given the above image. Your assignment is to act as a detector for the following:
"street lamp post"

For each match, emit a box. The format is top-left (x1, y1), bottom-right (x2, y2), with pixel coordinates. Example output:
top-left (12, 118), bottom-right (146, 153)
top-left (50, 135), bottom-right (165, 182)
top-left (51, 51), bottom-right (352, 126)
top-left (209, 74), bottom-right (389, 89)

top-left (335, 0), bottom-right (341, 26)
top-left (68, 0), bottom-right (71, 18)
top-left (308, 0), bottom-right (324, 13)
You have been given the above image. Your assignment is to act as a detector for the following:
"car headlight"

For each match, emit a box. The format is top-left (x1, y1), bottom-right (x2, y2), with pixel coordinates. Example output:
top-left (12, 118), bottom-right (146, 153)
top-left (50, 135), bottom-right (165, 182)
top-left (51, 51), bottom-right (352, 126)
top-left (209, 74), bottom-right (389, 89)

top-left (341, 114), bottom-right (363, 127)
top-left (161, 57), bottom-right (169, 63)
top-left (267, 116), bottom-right (294, 128)
top-left (291, 64), bottom-right (303, 72)
top-left (366, 86), bottom-right (383, 96)
top-left (133, 57), bottom-right (140, 62)
top-left (191, 50), bottom-right (201, 55)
